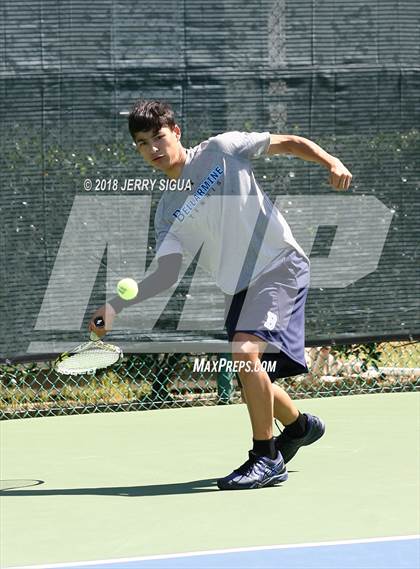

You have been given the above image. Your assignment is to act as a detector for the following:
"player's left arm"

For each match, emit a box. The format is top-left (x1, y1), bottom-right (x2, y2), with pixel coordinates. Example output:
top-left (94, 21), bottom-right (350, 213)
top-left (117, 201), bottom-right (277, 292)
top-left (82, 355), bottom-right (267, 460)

top-left (267, 134), bottom-right (352, 191)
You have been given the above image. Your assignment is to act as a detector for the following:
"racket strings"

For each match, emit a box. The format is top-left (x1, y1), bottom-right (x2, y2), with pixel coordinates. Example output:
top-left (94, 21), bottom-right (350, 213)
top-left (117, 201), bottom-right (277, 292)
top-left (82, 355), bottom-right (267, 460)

top-left (56, 342), bottom-right (122, 374)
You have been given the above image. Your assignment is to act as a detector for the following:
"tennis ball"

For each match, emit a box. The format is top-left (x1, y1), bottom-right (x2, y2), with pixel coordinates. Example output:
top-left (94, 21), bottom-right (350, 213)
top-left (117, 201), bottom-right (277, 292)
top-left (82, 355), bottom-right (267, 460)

top-left (117, 278), bottom-right (139, 300)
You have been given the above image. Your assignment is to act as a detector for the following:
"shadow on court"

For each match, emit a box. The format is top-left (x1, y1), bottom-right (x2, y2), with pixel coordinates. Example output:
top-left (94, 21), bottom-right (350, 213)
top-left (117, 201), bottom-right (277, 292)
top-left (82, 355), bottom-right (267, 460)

top-left (0, 478), bottom-right (217, 496)
top-left (0, 473), bottom-right (294, 497)
top-left (0, 477), bottom-right (227, 497)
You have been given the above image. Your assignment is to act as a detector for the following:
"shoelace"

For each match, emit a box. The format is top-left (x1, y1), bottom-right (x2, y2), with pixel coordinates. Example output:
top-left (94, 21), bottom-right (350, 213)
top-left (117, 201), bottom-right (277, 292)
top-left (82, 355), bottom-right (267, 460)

top-left (275, 418), bottom-right (283, 435)
top-left (234, 451), bottom-right (260, 476)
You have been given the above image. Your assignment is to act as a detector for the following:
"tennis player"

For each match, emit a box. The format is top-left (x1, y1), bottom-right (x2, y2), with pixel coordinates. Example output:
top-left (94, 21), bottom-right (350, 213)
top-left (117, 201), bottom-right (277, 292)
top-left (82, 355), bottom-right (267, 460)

top-left (89, 100), bottom-right (352, 490)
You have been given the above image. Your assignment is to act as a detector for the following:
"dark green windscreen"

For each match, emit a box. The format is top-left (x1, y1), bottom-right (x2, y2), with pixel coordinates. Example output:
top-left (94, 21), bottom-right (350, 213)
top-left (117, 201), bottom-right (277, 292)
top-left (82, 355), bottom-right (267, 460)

top-left (1, 1), bottom-right (418, 358)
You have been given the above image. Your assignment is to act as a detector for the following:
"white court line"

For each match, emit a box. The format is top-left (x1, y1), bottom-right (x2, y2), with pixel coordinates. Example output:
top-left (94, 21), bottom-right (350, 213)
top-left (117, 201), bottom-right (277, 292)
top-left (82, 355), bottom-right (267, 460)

top-left (8, 534), bottom-right (420, 569)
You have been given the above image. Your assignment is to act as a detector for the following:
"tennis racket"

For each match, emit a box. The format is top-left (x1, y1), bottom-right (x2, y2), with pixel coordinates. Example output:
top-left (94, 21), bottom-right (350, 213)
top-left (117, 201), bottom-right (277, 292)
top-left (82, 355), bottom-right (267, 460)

top-left (54, 317), bottom-right (123, 375)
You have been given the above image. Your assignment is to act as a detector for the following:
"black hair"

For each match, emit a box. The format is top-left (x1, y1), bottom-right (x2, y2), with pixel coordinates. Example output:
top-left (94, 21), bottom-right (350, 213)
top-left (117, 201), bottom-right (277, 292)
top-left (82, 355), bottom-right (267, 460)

top-left (128, 100), bottom-right (176, 140)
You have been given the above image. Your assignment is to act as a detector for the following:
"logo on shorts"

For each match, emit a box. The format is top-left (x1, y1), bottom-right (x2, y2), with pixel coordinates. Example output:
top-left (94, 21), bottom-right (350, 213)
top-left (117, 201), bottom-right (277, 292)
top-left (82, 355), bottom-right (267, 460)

top-left (264, 311), bottom-right (277, 331)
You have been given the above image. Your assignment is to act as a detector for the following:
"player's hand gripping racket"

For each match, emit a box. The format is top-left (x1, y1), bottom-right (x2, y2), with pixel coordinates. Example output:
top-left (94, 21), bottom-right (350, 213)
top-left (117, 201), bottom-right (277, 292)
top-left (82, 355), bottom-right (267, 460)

top-left (54, 317), bottom-right (123, 375)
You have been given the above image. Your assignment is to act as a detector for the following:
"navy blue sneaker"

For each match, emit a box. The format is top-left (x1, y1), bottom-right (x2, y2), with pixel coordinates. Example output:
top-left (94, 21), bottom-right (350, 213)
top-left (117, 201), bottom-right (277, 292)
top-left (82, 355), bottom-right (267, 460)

top-left (275, 413), bottom-right (325, 464)
top-left (217, 450), bottom-right (288, 490)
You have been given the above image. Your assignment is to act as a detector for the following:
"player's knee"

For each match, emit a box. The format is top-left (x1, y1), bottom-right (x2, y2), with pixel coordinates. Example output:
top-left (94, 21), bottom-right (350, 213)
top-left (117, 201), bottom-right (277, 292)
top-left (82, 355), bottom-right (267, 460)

top-left (231, 333), bottom-right (260, 363)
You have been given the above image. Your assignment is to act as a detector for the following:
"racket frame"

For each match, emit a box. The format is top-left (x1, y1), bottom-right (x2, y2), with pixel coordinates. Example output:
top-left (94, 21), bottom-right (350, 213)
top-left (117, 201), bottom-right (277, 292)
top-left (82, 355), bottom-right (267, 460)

top-left (54, 333), bottom-right (123, 375)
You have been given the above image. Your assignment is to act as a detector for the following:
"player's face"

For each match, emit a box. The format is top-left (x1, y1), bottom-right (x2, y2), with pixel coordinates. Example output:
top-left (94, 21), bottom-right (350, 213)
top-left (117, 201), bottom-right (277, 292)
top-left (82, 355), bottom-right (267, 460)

top-left (134, 126), bottom-right (182, 172)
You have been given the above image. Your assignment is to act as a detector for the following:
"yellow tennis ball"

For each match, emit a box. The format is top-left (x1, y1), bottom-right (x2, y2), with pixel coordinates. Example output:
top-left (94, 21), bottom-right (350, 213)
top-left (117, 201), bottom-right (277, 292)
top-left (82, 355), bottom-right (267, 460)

top-left (117, 278), bottom-right (138, 300)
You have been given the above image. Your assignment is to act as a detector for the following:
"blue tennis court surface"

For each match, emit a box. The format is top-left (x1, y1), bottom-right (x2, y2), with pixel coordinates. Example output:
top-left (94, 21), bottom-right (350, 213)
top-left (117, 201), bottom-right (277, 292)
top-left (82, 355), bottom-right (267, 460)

top-left (12, 536), bottom-right (419, 569)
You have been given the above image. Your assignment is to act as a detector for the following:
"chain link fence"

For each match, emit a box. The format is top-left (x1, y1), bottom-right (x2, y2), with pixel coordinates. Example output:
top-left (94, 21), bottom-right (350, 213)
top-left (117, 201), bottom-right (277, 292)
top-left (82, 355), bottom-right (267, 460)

top-left (1, 341), bottom-right (419, 420)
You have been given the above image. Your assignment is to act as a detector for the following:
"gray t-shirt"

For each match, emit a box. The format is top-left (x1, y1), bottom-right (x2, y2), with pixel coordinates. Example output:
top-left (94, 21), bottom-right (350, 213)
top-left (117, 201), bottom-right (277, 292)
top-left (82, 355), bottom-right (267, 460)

top-left (154, 131), bottom-right (309, 294)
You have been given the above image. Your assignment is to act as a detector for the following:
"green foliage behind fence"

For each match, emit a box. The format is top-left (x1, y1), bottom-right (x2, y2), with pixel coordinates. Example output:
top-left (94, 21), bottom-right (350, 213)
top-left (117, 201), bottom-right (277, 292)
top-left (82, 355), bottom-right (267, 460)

top-left (1, 341), bottom-right (418, 420)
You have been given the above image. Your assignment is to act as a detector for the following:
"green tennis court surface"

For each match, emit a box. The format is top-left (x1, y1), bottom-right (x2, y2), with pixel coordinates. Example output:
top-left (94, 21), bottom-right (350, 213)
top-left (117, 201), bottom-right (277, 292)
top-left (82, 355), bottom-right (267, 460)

top-left (1, 392), bottom-right (419, 568)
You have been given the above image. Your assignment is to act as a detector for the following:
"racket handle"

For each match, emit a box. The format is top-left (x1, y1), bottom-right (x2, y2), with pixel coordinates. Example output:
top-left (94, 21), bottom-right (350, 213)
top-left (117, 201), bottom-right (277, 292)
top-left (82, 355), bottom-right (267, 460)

top-left (94, 316), bottom-right (105, 328)
top-left (90, 316), bottom-right (105, 341)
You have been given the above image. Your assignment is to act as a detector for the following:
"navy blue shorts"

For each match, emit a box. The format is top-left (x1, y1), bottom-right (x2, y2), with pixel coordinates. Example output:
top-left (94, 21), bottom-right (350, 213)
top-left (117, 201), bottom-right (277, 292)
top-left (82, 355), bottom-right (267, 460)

top-left (225, 249), bottom-right (310, 382)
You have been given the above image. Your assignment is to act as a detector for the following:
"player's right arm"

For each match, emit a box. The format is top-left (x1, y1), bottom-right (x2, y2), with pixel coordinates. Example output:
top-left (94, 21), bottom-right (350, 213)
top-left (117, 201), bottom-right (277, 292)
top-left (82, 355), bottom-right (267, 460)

top-left (88, 253), bottom-right (183, 336)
